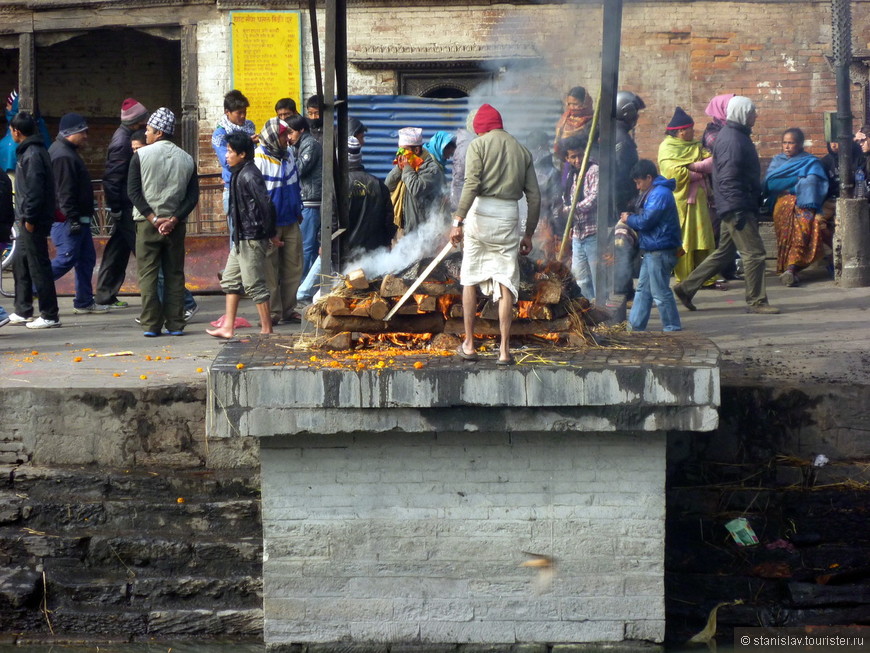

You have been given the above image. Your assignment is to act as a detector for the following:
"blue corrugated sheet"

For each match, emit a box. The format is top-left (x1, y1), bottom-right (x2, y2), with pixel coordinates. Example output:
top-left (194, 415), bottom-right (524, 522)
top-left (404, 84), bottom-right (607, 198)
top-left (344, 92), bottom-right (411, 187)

top-left (346, 95), bottom-right (564, 180)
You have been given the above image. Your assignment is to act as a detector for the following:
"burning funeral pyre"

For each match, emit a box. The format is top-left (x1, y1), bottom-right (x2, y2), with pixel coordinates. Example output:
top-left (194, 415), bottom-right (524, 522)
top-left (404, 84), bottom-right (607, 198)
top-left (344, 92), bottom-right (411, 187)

top-left (302, 251), bottom-right (608, 351)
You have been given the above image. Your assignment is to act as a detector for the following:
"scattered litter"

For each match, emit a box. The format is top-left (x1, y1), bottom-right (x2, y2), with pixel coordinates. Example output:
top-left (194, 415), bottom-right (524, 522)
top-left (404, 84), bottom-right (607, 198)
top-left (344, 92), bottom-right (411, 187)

top-left (88, 351), bottom-right (134, 358)
top-left (725, 517), bottom-right (759, 546)
top-left (813, 454), bottom-right (829, 467)
top-left (765, 538), bottom-right (797, 553)
top-left (210, 315), bottom-right (252, 329)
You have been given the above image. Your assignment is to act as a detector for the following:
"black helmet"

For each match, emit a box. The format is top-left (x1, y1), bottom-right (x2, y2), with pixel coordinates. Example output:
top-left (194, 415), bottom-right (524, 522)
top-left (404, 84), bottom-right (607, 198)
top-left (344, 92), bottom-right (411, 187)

top-left (615, 91), bottom-right (646, 128)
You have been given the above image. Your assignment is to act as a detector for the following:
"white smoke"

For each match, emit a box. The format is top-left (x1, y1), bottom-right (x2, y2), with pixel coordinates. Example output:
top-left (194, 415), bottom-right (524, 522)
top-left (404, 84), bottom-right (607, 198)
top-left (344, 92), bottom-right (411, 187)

top-left (341, 211), bottom-right (452, 279)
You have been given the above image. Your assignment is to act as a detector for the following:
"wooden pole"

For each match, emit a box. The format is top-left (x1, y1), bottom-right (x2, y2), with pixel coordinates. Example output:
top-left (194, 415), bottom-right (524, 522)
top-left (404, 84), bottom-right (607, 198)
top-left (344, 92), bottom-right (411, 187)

top-left (557, 88), bottom-right (602, 261)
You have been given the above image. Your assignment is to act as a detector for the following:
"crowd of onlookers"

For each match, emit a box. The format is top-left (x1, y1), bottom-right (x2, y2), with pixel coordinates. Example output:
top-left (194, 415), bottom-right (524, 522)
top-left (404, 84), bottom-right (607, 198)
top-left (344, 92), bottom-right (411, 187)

top-left (0, 84), bottom-right (864, 337)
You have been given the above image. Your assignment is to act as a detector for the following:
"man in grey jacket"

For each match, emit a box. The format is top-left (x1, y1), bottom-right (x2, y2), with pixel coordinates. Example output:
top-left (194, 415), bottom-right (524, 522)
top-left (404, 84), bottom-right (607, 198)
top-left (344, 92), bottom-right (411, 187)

top-left (674, 96), bottom-right (779, 314)
top-left (128, 108), bottom-right (199, 336)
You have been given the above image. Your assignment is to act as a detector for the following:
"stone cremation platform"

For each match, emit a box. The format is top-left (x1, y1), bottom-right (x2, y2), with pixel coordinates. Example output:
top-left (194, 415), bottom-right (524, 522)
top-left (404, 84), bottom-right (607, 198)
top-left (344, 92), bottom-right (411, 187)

top-left (207, 333), bottom-right (720, 650)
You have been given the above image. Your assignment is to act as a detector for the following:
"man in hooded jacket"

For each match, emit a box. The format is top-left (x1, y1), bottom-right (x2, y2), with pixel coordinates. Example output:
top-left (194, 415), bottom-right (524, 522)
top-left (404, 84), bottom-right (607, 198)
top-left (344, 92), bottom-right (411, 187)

top-left (674, 96), bottom-right (779, 314)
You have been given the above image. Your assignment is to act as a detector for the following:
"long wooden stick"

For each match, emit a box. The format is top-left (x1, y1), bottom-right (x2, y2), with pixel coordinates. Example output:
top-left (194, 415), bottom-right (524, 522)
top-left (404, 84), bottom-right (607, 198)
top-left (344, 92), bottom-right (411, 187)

top-left (558, 88), bottom-right (603, 261)
top-left (384, 241), bottom-right (455, 320)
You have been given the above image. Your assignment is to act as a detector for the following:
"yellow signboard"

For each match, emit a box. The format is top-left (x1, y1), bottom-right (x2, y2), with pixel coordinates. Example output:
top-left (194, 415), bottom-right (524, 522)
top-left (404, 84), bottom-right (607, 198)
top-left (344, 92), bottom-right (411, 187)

top-left (231, 11), bottom-right (302, 133)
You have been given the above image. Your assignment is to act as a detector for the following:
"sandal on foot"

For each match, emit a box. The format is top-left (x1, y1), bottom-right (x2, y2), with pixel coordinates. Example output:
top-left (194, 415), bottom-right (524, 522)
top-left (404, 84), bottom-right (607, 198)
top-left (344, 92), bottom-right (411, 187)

top-left (497, 355), bottom-right (515, 366)
top-left (456, 345), bottom-right (479, 361)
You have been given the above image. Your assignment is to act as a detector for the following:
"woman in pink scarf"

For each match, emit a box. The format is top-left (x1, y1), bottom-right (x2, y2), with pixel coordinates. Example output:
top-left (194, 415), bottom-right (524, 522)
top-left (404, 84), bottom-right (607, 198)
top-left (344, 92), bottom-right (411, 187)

top-left (701, 93), bottom-right (739, 282)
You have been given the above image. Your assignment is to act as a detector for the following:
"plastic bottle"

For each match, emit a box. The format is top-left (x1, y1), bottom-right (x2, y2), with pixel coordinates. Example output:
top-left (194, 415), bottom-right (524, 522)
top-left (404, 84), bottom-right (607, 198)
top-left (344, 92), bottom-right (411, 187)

top-left (855, 167), bottom-right (866, 199)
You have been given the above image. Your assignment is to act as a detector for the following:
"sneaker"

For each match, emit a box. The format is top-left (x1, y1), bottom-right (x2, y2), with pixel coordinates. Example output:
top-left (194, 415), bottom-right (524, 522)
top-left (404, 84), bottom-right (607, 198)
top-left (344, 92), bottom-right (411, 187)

top-left (780, 270), bottom-right (798, 287)
top-left (673, 283), bottom-right (697, 311)
top-left (73, 302), bottom-right (110, 314)
top-left (746, 304), bottom-right (781, 314)
top-left (25, 317), bottom-right (61, 329)
top-left (134, 317), bottom-right (141, 325)
top-left (108, 300), bottom-right (129, 309)
top-left (8, 313), bottom-right (34, 325)
top-left (183, 305), bottom-right (199, 322)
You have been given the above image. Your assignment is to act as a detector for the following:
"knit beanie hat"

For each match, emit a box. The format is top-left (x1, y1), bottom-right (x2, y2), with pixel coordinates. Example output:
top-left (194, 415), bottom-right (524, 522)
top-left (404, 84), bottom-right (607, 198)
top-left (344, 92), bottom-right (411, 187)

top-left (397, 127), bottom-right (423, 147)
top-left (58, 113), bottom-right (88, 138)
top-left (666, 106), bottom-right (694, 131)
top-left (147, 107), bottom-right (176, 136)
top-left (472, 103), bottom-right (503, 135)
top-left (120, 98), bottom-right (148, 125)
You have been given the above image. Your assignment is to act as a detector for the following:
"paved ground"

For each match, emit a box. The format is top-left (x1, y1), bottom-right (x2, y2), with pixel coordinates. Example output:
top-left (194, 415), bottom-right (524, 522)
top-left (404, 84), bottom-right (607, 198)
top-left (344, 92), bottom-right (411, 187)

top-left (1, 263), bottom-right (867, 390)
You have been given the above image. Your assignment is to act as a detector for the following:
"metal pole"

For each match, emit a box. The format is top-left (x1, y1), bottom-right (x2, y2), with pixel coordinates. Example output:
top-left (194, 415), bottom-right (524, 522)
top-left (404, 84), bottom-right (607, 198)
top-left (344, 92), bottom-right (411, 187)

top-left (832, 0), bottom-right (853, 198)
top-left (308, 0), bottom-right (323, 112)
top-left (595, 0), bottom-right (623, 309)
top-left (319, 0), bottom-right (337, 282)
top-left (334, 0), bottom-right (349, 269)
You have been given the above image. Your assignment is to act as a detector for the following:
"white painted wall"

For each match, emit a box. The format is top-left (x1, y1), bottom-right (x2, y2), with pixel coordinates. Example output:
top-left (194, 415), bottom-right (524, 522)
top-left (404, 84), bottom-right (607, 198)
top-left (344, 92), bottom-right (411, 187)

top-left (260, 430), bottom-right (666, 645)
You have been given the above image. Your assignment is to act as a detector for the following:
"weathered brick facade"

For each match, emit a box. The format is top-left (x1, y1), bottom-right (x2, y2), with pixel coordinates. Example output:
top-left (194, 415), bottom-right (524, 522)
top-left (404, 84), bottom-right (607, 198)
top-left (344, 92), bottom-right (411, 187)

top-left (0, 1), bottom-right (866, 171)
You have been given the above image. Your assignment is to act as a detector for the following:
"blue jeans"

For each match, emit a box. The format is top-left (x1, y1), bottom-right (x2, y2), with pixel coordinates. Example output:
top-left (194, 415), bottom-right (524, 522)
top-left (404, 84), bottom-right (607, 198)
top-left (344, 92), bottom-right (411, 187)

top-left (156, 268), bottom-right (197, 312)
top-left (629, 249), bottom-right (682, 332)
top-left (296, 255), bottom-right (320, 303)
top-left (571, 234), bottom-right (597, 300)
top-left (49, 220), bottom-right (96, 309)
top-left (300, 206), bottom-right (321, 279)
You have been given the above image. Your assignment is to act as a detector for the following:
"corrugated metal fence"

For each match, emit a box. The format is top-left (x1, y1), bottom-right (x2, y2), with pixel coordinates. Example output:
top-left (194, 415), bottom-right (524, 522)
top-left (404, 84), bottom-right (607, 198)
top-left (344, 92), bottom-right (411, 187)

top-left (347, 95), bottom-right (564, 180)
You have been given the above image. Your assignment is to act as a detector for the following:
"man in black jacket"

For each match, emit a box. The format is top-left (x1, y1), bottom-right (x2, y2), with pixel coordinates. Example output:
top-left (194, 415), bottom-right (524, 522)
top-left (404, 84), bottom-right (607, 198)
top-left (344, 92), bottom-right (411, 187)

top-left (207, 131), bottom-right (278, 339)
top-left (95, 98), bottom-right (148, 308)
top-left (0, 167), bottom-right (12, 327)
top-left (48, 113), bottom-right (106, 314)
top-left (343, 136), bottom-right (395, 257)
top-left (674, 96), bottom-right (779, 314)
top-left (612, 91), bottom-right (645, 302)
top-left (8, 112), bottom-right (60, 328)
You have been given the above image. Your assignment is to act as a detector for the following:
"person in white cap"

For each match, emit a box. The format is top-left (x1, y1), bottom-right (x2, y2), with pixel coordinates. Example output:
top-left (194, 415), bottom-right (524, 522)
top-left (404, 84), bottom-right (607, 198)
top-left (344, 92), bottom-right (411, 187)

top-left (385, 126), bottom-right (445, 235)
top-left (127, 108), bottom-right (199, 336)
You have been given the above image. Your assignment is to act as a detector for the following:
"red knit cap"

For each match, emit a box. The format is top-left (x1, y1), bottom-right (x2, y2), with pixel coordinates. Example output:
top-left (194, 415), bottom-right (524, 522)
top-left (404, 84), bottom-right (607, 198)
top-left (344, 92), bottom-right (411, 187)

top-left (473, 103), bottom-right (504, 135)
top-left (120, 98), bottom-right (148, 124)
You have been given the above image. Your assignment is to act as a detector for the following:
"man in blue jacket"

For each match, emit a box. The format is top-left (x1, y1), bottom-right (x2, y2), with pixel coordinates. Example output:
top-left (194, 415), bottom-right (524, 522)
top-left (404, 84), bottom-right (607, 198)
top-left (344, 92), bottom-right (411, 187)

top-left (619, 159), bottom-right (682, 332)
top-left (48, 113), bottom-right (107, 314)
top-left (673, 96), bottom-right (779, 314)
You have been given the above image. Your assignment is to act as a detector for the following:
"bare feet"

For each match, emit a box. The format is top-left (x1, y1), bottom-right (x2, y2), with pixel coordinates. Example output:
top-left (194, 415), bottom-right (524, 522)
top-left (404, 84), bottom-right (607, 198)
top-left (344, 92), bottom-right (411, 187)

top-left (206, 327), bottom-right (234, 339)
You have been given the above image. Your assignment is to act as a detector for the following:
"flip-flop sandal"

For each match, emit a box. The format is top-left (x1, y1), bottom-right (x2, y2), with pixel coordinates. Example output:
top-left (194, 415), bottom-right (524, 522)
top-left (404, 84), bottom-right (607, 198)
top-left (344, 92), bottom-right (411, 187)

top-left (284, 311), bottom-right (303, 323)
top-left (497, 355), bottom-right (515, 366)
top-left (455, 345), bottom-right (479, 361)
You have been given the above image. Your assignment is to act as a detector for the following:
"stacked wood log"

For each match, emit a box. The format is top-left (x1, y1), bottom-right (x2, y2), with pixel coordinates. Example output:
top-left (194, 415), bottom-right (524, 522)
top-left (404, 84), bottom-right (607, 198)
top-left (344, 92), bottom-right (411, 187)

top-left (304, 252), bottom-right (606, 339)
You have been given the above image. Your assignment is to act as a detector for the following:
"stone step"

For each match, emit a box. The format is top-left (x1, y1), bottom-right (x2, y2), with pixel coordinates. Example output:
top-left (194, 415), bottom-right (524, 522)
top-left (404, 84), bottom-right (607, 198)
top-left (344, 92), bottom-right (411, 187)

top-left (84, 534), bottom-right (262, 575)
top-left (43, 568), bottom-right (262, 610)
top-left (7, 465), bottom-right (260, 502)
top-left (5, 495), bottom-right (260, 536)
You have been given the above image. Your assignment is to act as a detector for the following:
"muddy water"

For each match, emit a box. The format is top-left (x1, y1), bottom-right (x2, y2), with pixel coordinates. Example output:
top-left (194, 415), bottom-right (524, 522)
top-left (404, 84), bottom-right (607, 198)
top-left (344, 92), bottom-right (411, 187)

top-left (0, 645), bottom-right (735, 652)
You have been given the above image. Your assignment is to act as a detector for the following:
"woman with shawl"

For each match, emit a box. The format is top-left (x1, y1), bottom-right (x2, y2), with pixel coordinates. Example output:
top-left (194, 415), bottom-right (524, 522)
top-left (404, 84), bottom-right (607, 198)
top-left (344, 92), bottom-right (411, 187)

top-left (657, 107), bottom-right (716, 283)
top-left (553, 86), bottom-right (594, 163)
top-left (762, 127), bottom-right (830, 286)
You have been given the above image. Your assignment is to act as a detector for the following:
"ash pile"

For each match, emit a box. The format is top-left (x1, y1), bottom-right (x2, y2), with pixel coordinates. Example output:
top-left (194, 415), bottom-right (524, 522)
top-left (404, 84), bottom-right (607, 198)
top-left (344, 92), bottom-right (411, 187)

top-left (303, 251), bottom-right (608, 350)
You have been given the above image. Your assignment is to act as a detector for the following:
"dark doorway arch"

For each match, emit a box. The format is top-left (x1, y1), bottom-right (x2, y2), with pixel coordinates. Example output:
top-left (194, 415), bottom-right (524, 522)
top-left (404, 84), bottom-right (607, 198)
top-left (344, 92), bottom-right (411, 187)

top-left (422, 86), bottom-right (468, 99)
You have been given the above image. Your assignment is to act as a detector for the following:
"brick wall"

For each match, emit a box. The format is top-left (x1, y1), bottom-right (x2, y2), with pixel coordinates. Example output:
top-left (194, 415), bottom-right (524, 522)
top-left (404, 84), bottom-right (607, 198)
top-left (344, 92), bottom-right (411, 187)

top-left (194, 0), bottom-right (853, 169)
top-left (260, 430), bottom-right (666, 644)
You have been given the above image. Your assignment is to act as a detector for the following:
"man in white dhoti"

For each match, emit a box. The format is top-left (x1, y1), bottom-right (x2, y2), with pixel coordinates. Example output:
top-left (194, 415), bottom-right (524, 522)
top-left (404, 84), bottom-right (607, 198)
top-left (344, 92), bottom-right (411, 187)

top-left (449, 103), bottom-right (541, 365)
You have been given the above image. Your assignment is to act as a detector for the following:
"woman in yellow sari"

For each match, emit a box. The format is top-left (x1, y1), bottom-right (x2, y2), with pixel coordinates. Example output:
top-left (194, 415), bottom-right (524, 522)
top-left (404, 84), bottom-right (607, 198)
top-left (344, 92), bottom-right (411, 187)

top-left (657, 107), bottom-right (716, 283)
